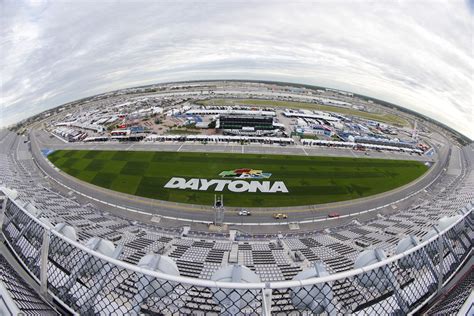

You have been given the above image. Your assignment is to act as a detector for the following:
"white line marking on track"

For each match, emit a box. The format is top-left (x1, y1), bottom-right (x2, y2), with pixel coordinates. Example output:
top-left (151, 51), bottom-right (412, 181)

top-left (50, 133), bottom-right (68, 143)
top-left (301, 146), bottom-right (309, 156)
top-left (177, 143), bottom-right (184, 152)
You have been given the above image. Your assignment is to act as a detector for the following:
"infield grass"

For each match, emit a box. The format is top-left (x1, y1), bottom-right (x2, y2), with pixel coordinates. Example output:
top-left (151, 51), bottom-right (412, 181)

top-left (48, 150), bottom-right (428, 207)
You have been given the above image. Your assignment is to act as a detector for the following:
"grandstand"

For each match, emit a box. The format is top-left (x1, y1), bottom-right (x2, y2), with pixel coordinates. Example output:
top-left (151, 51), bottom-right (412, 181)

top-left (0, 122), bottom-right (473, 314)
top-left (423, 264), bottom-right (473, 315)
top-left (0, 253), bottom-right (58, 315)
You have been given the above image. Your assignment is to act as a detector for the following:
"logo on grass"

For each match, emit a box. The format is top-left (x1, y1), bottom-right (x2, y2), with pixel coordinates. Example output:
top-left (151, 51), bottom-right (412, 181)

top-left (219, 168), bottom-right (272, 179)
top-left (164, 168), bottom-right (288, 193)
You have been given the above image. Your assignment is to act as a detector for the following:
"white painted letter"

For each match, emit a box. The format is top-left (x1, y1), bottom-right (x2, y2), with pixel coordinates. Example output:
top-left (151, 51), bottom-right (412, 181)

top-left (270, 181), bottom-right (289, 193)
top-left (214, 180), bottom-right (231, 191)
top-left (164, 177), bottom-right (186, 189)
top-left (199, 179), bottom-right (219, 191)
top-left (248, 181), bottom-right (270, 193)
top-left (183, 178), bottom-right (200, 190)
top-left (228, 180), bottom-right (250, 192)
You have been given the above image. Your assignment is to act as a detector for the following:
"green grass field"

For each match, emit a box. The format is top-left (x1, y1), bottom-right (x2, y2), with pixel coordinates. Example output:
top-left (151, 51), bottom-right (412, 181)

top-left (48, 150), bottom-right (428, 207)
top-left (196, 99), bottom-right (409, 126)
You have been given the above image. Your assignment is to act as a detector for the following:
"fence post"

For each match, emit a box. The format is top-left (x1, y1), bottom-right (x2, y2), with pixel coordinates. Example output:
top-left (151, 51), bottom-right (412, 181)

top-left (0, 198), bottom-right (6, 228)
top-left (261, 286), bottom-right (272, 316)
top-left (435, 229), bottom-right (444, 293)
top-left (40, 228), bottom-right (50, 296)
top-left (1, 193), bottom-right (8, 215)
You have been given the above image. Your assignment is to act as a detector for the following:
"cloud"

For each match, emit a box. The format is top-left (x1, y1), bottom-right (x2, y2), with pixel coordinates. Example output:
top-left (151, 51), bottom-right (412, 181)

top-left (1, 0), bottom-right (473, 139)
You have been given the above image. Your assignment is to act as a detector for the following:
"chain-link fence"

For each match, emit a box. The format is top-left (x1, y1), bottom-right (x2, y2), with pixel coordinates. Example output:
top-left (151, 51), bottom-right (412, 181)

top-left (1, 196), bottom-right (472, 315)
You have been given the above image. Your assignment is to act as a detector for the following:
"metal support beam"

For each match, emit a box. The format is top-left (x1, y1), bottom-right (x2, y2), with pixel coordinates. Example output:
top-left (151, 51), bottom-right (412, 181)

top-left (436, 232), bottom-right (444, 292)
top-left (261, 288), bottom-right (272, 316)
top-left (0, 195), bottom-right (9, 227)
top-left (376, 249), bottom-right (408, 313)
top-left (39, 229), bottom-right (50, 296)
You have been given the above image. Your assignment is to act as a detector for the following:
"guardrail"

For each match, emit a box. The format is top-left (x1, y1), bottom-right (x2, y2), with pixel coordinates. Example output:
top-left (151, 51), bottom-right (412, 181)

top-left (1, 192), bottom-right (472, 315)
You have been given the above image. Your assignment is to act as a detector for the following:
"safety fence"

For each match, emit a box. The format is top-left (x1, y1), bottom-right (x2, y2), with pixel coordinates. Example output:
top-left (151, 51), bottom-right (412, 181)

top-left (1, 193), bottom-right (472, 315)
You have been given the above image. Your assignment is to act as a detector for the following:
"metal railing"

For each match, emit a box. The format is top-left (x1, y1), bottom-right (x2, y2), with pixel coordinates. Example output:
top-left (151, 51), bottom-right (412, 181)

top-left (1, 193), bottom-right (472, 315)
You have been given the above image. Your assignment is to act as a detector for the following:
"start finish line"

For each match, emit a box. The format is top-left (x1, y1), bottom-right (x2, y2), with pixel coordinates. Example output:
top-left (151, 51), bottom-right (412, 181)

top-left (164, 177), bottom-right (289, 193)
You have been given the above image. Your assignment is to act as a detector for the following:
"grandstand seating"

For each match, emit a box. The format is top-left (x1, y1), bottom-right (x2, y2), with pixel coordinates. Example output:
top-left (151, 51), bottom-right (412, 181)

top-left (0, 129), bottom-right (472, 314)
top-left (0, 254), bottom-right (58, 315)
top-left (424, 266), bottom-right (473, 315)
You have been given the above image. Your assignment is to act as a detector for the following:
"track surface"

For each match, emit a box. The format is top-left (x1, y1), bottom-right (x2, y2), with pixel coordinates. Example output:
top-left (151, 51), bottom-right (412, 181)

top-left (29, 129), bottom-right (450, 224)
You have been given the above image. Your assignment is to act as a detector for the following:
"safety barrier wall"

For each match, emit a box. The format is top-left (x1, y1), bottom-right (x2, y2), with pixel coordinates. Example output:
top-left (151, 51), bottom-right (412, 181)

top-left (1, 194), bottom-right (472, 315)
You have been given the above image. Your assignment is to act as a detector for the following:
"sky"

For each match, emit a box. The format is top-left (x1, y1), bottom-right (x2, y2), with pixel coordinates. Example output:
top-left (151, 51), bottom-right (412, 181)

top-left (1, 0), bottom-right (473, 139)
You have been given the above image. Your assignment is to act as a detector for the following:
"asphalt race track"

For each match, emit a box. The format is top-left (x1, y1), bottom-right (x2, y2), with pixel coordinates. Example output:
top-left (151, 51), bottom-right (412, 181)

top-left (28, 128), bottom-right (453, 227)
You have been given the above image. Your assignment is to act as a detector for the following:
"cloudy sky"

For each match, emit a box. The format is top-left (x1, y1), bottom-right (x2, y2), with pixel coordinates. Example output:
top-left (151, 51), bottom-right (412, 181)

top-left (1, 0), bottom-right (473, 139)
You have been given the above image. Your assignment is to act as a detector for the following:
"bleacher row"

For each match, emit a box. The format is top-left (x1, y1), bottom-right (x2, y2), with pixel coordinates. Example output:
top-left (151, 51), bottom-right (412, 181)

top-left (0, 129), bottom-right (473, 314)
top-left (0, 254), bottom-right (58, 315)
top-left (425, 267), bottom-right (473, 315)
